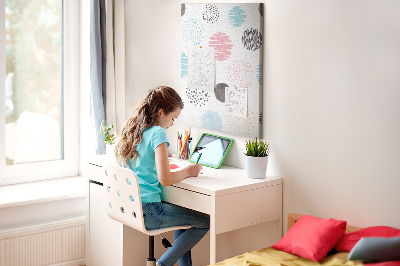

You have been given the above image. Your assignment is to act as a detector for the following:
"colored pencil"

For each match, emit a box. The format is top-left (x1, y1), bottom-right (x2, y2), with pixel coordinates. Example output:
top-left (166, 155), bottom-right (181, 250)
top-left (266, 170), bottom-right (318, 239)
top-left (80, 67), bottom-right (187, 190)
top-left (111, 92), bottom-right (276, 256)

top-left (196, 153), bottom-right (202, 164)
top-left (180, 132), bottom-right (188, 159)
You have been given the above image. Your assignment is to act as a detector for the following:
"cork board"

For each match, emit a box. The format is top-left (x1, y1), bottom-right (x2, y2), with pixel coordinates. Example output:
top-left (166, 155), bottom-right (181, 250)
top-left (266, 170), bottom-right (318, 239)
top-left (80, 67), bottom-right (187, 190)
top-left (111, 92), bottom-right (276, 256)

top-left (181, 3), bottom-right (263, 138)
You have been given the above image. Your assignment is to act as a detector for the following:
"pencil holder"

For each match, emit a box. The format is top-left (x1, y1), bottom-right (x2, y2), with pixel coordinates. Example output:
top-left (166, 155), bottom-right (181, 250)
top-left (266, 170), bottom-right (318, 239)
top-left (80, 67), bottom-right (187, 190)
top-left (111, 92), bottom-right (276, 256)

top-left (177, 135), bottom-right (192, 160)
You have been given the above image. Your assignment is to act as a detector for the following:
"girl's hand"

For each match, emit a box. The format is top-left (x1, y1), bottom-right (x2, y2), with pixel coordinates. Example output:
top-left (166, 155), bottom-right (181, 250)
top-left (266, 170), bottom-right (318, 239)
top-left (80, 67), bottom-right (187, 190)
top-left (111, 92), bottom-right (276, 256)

top-left (184, 163), bottom-right (202, 177)
top-left (155, 143), bottom-right (203, 185)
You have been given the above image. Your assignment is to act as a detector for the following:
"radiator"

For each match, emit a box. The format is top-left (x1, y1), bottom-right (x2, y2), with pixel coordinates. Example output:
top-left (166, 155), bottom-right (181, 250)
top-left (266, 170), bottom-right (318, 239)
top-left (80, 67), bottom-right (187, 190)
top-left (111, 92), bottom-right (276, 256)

top-left (0, 221), bottom-right (85, 266)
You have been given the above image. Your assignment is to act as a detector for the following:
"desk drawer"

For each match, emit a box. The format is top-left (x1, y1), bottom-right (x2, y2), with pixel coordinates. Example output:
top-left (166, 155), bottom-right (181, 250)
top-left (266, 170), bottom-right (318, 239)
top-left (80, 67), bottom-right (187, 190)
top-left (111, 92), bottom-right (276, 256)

top-left (215, 184), bottom-right (282, 234)
top-left (88, 163), bottom-right (106, 184)
top-left (161, 186), bottom-right (211, 215)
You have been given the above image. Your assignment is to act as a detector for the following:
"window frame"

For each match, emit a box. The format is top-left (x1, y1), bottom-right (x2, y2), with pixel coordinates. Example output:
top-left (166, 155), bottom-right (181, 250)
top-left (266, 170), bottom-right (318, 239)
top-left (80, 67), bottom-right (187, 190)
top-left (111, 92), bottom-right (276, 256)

top-left (0, 0), bottom-right (80, 185)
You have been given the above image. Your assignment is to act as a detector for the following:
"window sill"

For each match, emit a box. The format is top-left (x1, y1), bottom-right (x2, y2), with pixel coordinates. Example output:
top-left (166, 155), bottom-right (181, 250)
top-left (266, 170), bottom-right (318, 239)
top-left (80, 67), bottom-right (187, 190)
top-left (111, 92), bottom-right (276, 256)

top-left (0, 176), bottom-right (86, 209)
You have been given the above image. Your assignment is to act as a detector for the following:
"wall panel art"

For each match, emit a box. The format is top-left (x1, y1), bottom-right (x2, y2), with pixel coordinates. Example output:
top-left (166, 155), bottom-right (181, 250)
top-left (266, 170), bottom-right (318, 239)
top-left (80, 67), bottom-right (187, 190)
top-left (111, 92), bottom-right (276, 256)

top-left (181, 3), bottom-right (263, 138)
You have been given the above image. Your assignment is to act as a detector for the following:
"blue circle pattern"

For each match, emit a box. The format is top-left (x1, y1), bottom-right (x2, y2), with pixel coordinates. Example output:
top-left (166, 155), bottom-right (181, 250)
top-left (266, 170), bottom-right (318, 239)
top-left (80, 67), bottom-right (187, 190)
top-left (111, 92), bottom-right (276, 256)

top-left (182, 18), bottom-right (204, 45)
top-left (256, 63), bottom-right (262, 85)
top-left (201, 111), bottom-right (222, 131)
top-left (228, 6), bottom-right (247, 27)
top-left (181, 52), bottom-right (188, 78)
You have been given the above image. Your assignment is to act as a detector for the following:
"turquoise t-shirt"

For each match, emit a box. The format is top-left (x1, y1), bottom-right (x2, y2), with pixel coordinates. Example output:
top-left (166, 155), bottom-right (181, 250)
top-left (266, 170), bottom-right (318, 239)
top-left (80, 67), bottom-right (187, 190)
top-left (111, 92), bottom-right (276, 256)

top-left (125, 126), bottom-right (169, 203)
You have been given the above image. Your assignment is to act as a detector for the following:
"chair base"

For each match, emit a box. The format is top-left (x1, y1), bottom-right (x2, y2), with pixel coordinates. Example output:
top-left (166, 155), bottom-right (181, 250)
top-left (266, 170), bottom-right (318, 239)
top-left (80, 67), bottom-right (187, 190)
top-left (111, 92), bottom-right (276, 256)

top-left (146, 258), bottom-right (156, 266)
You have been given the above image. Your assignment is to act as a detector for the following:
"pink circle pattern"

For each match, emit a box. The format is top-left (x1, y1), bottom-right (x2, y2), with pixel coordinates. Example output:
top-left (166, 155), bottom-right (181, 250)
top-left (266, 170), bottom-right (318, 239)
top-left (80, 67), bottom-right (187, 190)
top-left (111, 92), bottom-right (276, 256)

top-left (208, 32), bottom-right (234, 61)
top-left (226, 60), bottom-right (254, 88)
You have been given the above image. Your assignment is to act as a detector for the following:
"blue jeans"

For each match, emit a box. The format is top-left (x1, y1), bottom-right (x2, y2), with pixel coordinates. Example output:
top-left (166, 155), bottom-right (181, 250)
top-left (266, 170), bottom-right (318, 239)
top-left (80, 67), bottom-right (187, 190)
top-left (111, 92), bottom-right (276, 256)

top-left (142, 202), bottom-right (210, 266)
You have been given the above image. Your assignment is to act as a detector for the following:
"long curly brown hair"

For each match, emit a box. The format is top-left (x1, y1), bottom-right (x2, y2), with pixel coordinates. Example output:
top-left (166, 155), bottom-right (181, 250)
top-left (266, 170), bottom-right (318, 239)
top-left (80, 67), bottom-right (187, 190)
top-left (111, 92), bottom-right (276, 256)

top-left (115, 86), bottom-right (184, 167)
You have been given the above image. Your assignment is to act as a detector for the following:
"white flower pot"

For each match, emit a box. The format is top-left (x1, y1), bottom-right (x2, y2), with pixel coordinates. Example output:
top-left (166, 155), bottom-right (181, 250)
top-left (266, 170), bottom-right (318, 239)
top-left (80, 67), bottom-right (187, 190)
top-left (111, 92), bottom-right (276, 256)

top-left (245, 155), bottom-right (268, 179)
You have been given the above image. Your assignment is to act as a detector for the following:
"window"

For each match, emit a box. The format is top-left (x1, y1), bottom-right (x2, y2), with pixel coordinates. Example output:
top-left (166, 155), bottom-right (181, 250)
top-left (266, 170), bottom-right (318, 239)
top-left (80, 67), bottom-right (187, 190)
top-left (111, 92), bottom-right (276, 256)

top-left (0, 0), bottom-right (79, 185)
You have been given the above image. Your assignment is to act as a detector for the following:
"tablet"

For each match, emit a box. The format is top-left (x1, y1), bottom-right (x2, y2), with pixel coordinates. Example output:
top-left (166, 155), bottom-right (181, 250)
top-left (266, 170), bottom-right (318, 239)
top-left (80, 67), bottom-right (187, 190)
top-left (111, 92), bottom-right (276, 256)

top-left (189, 133), bottom-right (234, 169)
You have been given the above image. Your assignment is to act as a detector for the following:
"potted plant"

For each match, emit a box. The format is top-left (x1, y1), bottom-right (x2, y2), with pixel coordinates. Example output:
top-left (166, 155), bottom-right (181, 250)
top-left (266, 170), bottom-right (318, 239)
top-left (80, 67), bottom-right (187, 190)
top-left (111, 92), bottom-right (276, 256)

top-left (244, 137), bottom-right (271, 179)
top-left (100, 119), bottom-right (116, 154)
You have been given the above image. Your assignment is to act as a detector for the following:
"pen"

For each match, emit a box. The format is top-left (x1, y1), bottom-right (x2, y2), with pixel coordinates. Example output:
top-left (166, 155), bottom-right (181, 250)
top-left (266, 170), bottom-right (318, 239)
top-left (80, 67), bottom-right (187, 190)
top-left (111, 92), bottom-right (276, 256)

top-left (194, 146), bottom-right (204, 152)
top-left (196, 153), bottom-right (202, 164)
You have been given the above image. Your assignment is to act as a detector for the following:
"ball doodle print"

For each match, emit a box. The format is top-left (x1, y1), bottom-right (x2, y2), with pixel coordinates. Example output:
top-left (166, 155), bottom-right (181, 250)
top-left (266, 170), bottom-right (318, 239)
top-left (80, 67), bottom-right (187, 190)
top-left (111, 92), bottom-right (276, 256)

top-left (226, 60), bottom-right (254, 88)
top-left (182, 18), bottom-right (204, 45)
top-left (203, 4), bottom-right (219, 24)
top-left (208, 32), bottom-right (234, 61)
top-left (226, 106), bottom-right (257, 136)
top-left (256, 62), bottom-right (262, 85)
top-left (201, 110), bottom-right (222, 131)
top-left (228, 6), bottom-right (247, 27)
top-left (258, 4), bottom-right (263, 18)
top-left (185, 87), bottom-right (210, 107)
top-left (181, 52), bottom-right (188, 78)
top-left (181, 4), bottom-right (186, 17)
top-left (214, 83), bottom-right (229, 102)
top-left (242, 28), bottom-right (262, 51)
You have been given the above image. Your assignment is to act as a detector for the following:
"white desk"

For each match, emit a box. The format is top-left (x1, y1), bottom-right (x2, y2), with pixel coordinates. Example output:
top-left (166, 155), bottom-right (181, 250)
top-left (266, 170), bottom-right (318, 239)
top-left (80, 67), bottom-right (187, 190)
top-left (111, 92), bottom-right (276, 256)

top-left (86, 155), bottom-right (282, 265)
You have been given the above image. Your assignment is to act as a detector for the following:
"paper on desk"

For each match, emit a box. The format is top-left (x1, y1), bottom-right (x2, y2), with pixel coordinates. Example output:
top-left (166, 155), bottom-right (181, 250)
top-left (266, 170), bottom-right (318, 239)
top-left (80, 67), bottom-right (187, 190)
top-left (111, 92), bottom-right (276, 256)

top-left (169, 164), bottom-right (203, 174)
top-left (169, 164), bottom-right (179, 170)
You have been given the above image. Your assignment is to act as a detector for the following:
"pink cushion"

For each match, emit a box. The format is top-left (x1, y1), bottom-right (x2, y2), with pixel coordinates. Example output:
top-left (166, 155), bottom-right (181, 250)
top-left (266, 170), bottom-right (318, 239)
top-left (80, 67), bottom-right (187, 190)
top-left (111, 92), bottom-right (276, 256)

top-left (272, 215), bottom-right (347, 261)
top-left (335, 226), bottom-right (400, 252)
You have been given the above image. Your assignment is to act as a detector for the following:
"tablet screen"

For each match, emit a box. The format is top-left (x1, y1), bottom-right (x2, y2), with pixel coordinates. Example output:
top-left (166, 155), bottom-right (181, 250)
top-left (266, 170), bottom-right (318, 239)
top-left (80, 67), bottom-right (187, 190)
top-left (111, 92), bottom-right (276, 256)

top-left (189, 134), bottom-right (233, 168)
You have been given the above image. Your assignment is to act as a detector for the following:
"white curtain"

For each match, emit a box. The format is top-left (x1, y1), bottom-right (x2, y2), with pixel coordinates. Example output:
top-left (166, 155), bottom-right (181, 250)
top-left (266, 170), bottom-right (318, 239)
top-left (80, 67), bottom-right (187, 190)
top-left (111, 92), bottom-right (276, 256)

top-left (90, 0), bottom-right (106, 154)
top-left (105, 0), bottom-right (126, 139)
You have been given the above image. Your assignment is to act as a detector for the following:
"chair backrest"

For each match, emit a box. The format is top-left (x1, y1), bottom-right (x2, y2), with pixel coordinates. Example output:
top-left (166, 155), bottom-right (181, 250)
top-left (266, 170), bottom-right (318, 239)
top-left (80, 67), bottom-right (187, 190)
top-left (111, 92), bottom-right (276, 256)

top-left (103, 162), bottom-right (148, 234)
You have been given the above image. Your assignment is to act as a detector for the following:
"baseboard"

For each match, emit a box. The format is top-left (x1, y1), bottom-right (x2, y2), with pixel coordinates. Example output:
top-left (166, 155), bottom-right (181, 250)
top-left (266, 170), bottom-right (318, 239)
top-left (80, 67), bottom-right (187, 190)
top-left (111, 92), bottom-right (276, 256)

top-left (49, 259), bottom-right (86, 266)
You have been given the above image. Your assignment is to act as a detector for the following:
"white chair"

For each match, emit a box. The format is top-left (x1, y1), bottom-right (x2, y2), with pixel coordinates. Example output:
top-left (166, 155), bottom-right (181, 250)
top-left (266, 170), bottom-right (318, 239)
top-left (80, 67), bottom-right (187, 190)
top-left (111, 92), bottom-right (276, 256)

top-left (103, 163), bottom-right (190, 266)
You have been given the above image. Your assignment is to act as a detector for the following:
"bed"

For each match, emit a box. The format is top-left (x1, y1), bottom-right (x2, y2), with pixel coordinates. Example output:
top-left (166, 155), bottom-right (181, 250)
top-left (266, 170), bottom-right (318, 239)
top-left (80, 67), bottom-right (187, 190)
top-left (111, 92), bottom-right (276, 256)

top-left (209, 213), bottom-right (400, 266)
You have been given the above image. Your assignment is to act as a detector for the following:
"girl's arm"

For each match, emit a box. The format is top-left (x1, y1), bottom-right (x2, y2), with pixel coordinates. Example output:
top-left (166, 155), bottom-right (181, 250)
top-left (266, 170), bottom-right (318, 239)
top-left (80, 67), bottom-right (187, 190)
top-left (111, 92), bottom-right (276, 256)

top-left (155, 142), bottom-right (202, 186)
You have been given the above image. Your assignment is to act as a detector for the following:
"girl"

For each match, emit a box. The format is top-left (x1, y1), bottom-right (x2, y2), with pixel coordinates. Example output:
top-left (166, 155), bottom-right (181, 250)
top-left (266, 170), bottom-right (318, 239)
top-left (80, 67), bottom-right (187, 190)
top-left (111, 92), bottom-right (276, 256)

top-left (115, 86), bottom-right (210, 266)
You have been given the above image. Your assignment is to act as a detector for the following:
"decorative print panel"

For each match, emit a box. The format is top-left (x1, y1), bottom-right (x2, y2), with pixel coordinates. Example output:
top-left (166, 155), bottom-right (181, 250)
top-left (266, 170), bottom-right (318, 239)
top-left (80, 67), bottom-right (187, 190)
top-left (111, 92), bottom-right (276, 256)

top-left (181, 3), bottom-right (263, 138)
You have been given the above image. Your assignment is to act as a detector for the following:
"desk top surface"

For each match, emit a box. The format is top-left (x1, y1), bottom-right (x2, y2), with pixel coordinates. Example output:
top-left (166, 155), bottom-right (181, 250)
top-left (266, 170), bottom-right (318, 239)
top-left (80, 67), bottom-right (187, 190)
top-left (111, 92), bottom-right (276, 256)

top-left (169, 158), bottom-right (282, 196)
top-left (88, 155), bottom-right (282, 197)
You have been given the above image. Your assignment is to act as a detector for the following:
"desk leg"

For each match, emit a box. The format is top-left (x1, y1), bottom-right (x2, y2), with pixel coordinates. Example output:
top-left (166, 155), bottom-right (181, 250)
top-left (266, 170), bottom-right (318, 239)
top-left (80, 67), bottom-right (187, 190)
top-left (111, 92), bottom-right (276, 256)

top-left (210, 197), bottom-right (217, 265)
top-left (210, 230), bottom-right (216, 264)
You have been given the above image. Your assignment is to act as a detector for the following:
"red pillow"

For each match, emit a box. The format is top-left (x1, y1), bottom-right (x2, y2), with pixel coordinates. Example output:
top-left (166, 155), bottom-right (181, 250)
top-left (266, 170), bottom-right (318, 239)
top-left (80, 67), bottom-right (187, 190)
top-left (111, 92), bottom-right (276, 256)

top-left (335, 226), bottom-right (400, 252)
top-left (272, 215), bottom-right (347, 261)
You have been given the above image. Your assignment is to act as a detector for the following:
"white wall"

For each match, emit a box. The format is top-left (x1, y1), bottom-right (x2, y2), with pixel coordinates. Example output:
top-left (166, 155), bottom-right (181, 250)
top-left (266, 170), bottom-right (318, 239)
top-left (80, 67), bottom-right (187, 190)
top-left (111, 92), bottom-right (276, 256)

top-left (125, 0), bottom-right (400, 233)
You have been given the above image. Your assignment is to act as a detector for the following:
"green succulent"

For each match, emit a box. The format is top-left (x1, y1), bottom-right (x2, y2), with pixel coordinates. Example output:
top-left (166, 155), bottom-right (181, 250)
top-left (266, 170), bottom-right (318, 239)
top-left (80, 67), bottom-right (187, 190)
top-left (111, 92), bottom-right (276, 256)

top-left (100, 119), bottom-right (116, 145)
top-left (244, 137), bottom-right (270, 157)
